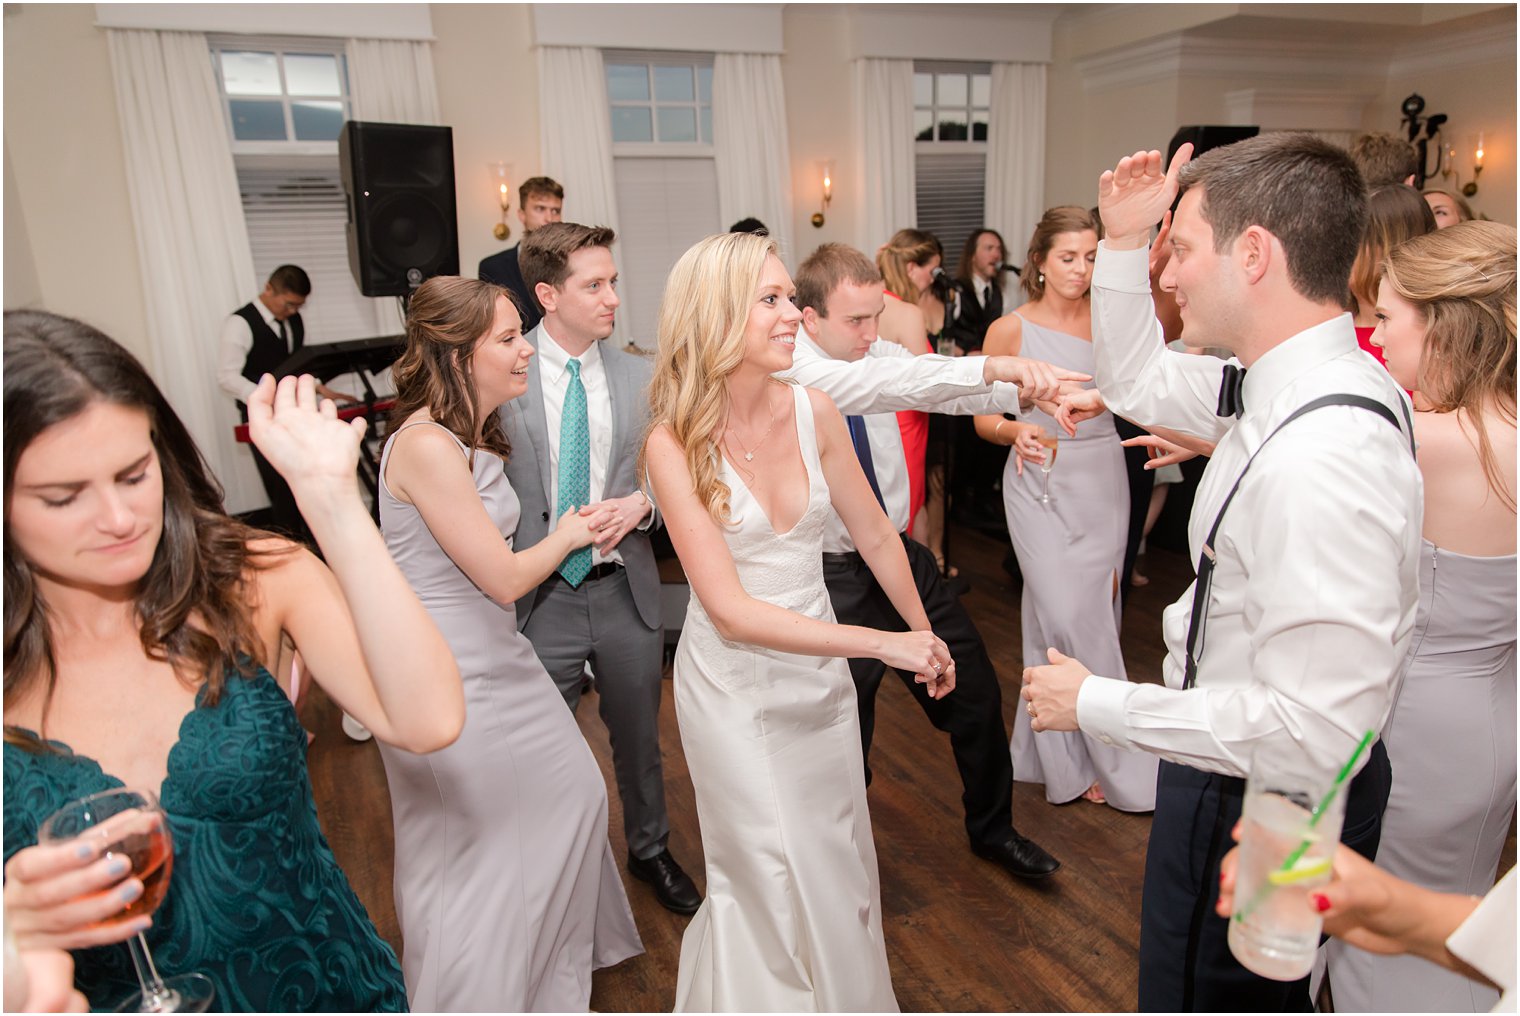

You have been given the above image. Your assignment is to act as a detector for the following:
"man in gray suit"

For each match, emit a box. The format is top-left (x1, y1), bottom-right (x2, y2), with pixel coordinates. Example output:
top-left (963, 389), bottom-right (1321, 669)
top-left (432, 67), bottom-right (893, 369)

top-left (499, 222), bottom-right (701, 915)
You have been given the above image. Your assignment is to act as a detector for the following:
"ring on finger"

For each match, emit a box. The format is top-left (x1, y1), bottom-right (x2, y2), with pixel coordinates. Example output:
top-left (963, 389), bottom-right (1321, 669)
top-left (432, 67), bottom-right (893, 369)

top-left (1026, 701), bottom-right (1037, 717)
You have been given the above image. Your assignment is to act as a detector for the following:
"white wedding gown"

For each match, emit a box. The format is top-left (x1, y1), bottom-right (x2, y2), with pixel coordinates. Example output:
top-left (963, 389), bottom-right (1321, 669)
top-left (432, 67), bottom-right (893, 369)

top-left (672, 383), bottom-right (898, 1013)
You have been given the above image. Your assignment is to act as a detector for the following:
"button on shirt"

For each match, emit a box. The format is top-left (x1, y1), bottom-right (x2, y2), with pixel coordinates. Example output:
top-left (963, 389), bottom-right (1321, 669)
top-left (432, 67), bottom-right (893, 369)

top-left (1077, 242), bottom-right (1423, 781)
top-left (535, 326), bottom-right (625, 567)
top-left (217, 297), bottom-right (283, 404)
top-left (780, 327), bottom-right (1022, 554)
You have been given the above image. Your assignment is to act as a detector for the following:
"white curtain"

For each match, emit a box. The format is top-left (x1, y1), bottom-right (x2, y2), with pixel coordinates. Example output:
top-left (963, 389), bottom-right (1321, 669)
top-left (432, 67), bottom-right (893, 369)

top-left (712, 53), bottom-right (794, 266)
top-left (106, 29), bottom-right (264, 512)
top-left (853, 58), bottom-right (916, 255)
top-left (346, 37), bottom-right (442, 335)
top-left (985, 62), bottom-right (1047, 267)
top-left (537, 46), bottom-right (620, 233)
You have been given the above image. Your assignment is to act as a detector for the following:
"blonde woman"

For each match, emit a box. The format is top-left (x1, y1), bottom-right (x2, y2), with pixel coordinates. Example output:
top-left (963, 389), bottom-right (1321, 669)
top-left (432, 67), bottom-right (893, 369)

top-left (644, 232), bottom-right (953, 1011)
top-left (1329, 220), bottom-right (1517, 1013)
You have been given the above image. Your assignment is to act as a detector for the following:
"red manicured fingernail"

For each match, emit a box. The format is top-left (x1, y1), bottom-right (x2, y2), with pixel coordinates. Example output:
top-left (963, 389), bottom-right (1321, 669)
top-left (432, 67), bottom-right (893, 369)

top-left (1219, 870), bottom-right (1226, 884)
top-left (1311, 893), bottom-right (1331, 912)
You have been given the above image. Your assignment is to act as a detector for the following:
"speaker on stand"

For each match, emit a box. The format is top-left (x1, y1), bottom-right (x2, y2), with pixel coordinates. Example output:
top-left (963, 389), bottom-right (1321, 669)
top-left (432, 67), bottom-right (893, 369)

top-left (339, 121), bottom-right (460, 309)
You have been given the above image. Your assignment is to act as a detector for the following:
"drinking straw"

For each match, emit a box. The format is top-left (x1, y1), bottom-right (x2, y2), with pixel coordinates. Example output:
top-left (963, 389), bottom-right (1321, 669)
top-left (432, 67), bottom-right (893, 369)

top-left (1233, 730), bottom-right (1375, 923)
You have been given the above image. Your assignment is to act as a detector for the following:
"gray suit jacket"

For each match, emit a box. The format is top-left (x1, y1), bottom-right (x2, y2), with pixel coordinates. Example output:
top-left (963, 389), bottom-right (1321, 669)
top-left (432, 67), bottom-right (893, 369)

top-left (500, 324), bottom-right (662, 630)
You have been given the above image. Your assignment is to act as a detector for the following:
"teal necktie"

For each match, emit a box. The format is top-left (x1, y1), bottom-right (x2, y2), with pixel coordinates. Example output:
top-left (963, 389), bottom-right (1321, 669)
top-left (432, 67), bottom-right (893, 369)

top-left (556, 358), bottom-right (592, 586)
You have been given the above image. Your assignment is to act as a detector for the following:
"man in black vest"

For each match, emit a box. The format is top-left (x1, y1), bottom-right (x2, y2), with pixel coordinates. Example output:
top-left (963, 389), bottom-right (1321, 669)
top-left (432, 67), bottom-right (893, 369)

top-left (478, 176), bottom-right (564, 334)
top-left (217, 264), bottom-right (351, 540)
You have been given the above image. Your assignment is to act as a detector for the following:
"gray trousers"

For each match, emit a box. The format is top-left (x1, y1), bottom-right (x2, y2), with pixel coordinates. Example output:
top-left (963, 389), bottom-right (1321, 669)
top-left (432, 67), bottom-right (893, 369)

top-left (523, 567), bottom-right (669, 860)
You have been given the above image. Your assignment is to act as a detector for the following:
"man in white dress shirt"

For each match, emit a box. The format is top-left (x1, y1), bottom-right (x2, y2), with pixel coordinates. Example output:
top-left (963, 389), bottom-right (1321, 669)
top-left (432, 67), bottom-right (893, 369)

top-left (501, 223), bottom-right (700, 914)
top-left (1022, 135), bottom-right (1422, 1009)
top-left (783, 242), bottom-right (1084, 880)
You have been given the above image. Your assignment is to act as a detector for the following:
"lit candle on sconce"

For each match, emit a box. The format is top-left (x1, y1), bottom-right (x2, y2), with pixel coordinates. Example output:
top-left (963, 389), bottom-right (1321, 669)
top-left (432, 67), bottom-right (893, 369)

top-left (1463, 133), bottom-right (1485, 198)
top-left (811, 159), bottom-right (836, 228)
top-left (488, 161), bottom-right (515, 240)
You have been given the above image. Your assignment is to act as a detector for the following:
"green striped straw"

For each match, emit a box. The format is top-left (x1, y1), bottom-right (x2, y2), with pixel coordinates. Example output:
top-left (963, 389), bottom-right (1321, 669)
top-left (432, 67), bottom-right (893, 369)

top-left (1234, 729), bottom-right (1375, 923)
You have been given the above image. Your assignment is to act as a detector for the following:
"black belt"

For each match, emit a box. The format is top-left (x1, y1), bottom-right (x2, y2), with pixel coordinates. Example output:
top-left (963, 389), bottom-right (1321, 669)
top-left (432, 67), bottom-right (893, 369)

top-left (822, 532), bottom-right (910, 567)
top-left (549, 562), bottom-right (623, 585)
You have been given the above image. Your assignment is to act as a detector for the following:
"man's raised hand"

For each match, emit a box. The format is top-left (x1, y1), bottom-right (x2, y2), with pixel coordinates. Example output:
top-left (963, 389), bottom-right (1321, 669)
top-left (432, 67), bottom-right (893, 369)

top-left (1097, 144), bottom-right (1192, 247)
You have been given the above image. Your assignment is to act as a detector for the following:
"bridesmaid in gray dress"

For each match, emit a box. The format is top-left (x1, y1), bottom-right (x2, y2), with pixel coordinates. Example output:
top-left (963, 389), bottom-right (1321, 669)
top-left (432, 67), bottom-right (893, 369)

top-left (976, 207), bottom-right (1158, 811)
top-left (375, 277), bottom-right (643, 1011)
top-left (1326, 222), bottom-right (1516, 1013)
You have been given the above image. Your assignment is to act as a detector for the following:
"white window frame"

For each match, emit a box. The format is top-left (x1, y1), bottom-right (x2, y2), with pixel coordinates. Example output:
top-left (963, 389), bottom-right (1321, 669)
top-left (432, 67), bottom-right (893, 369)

top-left (604, 50), bottom-right (715, 158)
top-left (208, 35), bottom-right (351, 157)
top-left (913, 60), bottom-right (992, 155)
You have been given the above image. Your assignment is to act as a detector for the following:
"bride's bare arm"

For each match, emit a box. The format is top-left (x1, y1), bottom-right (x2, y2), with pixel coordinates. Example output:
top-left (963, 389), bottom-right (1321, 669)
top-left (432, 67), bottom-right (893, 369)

top-left (645, 422), bottom-right (947, 677)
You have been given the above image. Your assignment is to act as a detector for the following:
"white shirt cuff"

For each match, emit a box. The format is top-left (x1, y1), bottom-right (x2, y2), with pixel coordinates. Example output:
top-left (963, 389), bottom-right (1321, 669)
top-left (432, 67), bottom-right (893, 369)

top-left (1076, 674), bottom-right (1138, 751)
top-left (1094, 241), bottom-right (1153, 293)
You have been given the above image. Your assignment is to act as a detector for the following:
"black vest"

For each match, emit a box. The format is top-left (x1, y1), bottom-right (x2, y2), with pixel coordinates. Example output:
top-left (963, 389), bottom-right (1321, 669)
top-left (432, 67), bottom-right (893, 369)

top-left (234, 302), bottom-right (304, 391)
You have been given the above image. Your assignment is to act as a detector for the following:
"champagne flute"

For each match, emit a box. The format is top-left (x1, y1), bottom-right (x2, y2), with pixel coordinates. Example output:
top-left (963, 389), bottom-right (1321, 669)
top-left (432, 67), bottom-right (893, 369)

top-left (1036, 433), bottom-right (1059, 506)
top-left (40, 789), bottom-right (213, 1013)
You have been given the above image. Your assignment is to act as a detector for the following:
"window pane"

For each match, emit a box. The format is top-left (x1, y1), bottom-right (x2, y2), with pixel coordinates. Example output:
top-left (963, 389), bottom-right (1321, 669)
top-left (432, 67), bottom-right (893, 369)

top-left (611, 106), bottom-right (653, 143)
top-left (936, 73), bottom-right (967, 108)
top-left (936, 117), bottom-right (969, 142)
top-left (284, 54), bottom-right (342, 97)
top-left (657, 106), bottom-right (697, 143)
top-left (654, 65), bottom-right (694, 102)
top-left (700, 105), bottom-right (712, 143)
top-left (697, 65), bottom-right (713, 103)
top-left (229, 99), bottom-right (287, 141)
top-left (915, 109), bottom-right (934, 141)
top-left (914, 72), bottom-right (932, 107)
top-left (291, 100), bottom-right (345, 141)
top-left (972, 113), bottom-right (989, 142)
top-left (220, 51), bottom-right (281, 96)
top-left (972, 73), bottom-right (991, 108)
top-left (607, 64), bottom-right (649, 102)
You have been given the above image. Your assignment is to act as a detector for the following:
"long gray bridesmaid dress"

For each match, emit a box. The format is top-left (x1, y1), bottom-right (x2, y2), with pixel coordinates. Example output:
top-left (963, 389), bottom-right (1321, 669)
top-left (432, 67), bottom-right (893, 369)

top-left (1002, 315), bottom-right (1158, 811)
top-left (1327, 540), bottom-right (1517, 1012)
top-left (376, 421), bottom-right (643, 1012)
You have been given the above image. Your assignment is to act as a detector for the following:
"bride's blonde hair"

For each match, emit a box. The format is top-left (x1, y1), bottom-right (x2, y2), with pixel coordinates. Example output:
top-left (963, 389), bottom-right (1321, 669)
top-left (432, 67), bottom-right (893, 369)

top-left (645, 231), bottom-right (778, 525)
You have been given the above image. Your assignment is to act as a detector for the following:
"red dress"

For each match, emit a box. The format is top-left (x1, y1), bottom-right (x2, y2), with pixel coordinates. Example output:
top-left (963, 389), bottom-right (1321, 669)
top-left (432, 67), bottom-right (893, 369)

top-left (1355, 325), bottom-right (1387, 367)
top-left (885, 291), bottom-right (929, 531)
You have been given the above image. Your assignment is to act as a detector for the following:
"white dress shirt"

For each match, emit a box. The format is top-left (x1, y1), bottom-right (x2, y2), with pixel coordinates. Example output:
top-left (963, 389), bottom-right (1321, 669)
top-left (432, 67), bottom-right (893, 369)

top-left (781, 327), bottom-right (1022, 554)
top-left (1077, 242), bottom-right (1423, 781)
top-left (535, 324), bottom-right (625, 567)
top-left (217, 297), bottom-right (283, 404)
top-left (1445, 867), bottom-right (1516, 1012)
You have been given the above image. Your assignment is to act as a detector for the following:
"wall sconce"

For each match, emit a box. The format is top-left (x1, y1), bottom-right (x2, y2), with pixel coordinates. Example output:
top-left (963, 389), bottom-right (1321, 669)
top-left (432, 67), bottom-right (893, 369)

top-left (488, 161), bottom-right (515, 240)
top-left (1463, 133), bottom-right (1484, 197)
top-left (810, 159), bottom-right (834, 228)
top-left (1399, 94), bottom-right (1447, 189)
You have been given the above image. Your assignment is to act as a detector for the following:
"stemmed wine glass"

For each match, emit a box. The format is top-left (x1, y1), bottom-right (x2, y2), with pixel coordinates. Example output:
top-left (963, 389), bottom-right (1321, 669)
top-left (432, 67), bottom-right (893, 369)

top-left (1036, 433), bottom-right (1060, 506)
top-left (40, 788), bottom-right (214, 1013)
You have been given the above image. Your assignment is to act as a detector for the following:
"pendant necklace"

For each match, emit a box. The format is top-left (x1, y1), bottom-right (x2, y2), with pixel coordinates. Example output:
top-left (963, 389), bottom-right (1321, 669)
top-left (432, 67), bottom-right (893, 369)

top-left (727, 388), bottom-right (778, 462)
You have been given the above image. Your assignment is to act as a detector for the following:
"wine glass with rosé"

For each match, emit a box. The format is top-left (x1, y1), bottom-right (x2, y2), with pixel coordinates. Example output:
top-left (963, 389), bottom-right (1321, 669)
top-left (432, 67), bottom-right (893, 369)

top-left (39, 788), bottom-right (213, 1013)
top-left (1036, 433), bottom-right (1060, 506)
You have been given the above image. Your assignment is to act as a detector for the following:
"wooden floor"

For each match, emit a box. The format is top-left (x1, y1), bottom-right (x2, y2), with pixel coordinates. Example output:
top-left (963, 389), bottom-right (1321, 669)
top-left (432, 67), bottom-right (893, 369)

top-left (302, 524), bottom-right (1515, 1012)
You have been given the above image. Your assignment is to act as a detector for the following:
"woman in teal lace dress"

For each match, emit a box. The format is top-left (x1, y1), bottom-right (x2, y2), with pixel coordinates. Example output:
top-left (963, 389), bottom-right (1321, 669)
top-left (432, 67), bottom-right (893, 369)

top-left (2, 311), bottom-right (464, 1011)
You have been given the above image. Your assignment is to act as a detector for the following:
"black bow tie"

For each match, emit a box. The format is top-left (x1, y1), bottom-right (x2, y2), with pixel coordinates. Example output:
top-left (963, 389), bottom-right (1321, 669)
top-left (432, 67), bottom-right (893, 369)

top-left (1216, 364), bottom-right (1247, 418)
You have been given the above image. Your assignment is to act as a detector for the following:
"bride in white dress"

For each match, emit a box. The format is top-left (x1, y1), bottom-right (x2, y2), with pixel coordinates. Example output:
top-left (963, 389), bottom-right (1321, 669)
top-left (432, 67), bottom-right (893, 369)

top-left (644, 232), bottom-right (956, 1012)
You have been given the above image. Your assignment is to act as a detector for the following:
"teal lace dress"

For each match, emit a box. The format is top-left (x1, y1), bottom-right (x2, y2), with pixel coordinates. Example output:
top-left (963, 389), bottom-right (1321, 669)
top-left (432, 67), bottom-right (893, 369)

top-left (3, 667), bottom-right (407, 1012)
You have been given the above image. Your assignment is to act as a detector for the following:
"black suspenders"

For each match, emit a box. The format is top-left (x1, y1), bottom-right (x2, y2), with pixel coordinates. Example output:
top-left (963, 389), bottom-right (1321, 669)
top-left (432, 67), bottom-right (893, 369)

top-left (1182, 394), bottom-right (1416, 690)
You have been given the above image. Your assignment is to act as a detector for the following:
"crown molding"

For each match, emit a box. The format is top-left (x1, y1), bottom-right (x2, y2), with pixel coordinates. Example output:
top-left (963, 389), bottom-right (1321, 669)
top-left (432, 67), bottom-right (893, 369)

top-left (1077, 32), bottom-right (1393, 93)
top-left (1386, 18), bottom-right (1517, 77)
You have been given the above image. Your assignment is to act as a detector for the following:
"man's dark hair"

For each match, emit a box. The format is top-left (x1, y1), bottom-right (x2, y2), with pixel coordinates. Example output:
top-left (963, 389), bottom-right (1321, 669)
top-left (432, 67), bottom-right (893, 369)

top-left (954, 228), bottom-right (1005, 286)
top-left (1350, 132), bottom-right (1419, 188)
top-left (267, 265), bottom-right (311, 297)
top-left (518, 175), bottom-right (564, 206)
top-left (730, 217), bottom-right (769, 236)
top-left (1177, 132), bottom-right (1367, 304)
top-left (794, 243), bottom-right (882, 315)
top-left (518, 222), bottom-right (616, 293)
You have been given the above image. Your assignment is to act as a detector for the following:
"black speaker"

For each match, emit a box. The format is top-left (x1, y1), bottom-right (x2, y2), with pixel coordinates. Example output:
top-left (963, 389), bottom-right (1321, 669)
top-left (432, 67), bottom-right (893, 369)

top-left (1167, 125), bottom-right (1260, 163)
top-left (340, 121), bottom-right (459, 297)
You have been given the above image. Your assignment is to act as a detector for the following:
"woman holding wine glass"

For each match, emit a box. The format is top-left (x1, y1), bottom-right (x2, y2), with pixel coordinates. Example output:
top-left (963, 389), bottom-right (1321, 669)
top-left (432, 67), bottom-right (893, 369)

top-left (973, 206), bottom-right (1158, 812)
top-left (2, 310), bottom-right (464, 1011)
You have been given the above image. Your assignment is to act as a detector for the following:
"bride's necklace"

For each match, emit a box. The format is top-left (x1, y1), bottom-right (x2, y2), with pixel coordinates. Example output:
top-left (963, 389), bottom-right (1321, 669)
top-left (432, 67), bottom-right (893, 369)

top-left (726, 389), bottom-right (778, 462)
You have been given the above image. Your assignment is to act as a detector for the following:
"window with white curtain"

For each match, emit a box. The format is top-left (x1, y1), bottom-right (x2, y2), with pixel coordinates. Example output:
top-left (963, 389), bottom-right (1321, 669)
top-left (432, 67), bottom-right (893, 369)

top-left (209, 35), bottom-right (379, 346)
top-left (604, 50), bottom-right (721, 349)
top-left (914, 61), bottom-right (992, 263)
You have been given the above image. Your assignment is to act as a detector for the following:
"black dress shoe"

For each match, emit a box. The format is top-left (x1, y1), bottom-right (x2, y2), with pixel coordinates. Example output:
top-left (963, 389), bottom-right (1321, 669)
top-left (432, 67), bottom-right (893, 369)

top-left (627, 849), bottom-right (702, 915)
top-left (971, 834), bottom-right (1061, 879)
